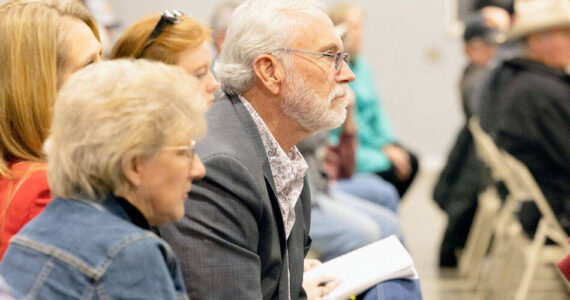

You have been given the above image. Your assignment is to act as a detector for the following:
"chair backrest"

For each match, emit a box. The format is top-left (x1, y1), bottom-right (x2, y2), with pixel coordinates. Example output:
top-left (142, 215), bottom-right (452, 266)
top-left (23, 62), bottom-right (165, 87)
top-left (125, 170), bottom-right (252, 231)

top-left (501, 151), bottom-right (570, 249)
top-left (469, 117), bottom-right (514, 185)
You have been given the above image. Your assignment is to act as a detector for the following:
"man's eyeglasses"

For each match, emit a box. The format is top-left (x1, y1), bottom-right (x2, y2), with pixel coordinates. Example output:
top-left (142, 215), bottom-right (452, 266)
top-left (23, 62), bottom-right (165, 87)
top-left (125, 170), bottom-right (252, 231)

top-left (162, 139), bottom-right (196, 164)
top-left (272, 48), bottom-right (350, 71)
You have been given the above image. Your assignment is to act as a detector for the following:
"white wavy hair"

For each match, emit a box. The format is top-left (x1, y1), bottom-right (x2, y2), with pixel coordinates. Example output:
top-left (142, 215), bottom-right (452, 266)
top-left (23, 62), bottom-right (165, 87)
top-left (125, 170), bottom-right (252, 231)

top-left (45, 59), bottom-right (207, 202)
top-left (214, 0), bottom-right (325, 95)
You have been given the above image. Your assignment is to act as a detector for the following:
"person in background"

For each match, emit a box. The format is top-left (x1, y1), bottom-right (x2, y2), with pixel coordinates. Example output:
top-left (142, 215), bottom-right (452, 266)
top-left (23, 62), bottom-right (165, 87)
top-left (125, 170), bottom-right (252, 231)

top-left (0, 59), bottom-right (207, 299)
top-left (159, 0), bottom-right (356, 298)
top-left (298, 110), bottom-right (402, 262)
top-left (112, 10), bottom-right (220, 105)
top-left (79, 0), bottom-right (120, 58)
top-left (210, 0), bottom-right (243, 55)
top-left (328, 2), bottom-right (420, 198)
top-left (432, 9), bottom-right (507, 268)
top-left (490, 0), bottom-right (570, 237)
top-left (460, 12), bottom-right (505, 116)
top-left (0, 0), bottom-right (102, 260)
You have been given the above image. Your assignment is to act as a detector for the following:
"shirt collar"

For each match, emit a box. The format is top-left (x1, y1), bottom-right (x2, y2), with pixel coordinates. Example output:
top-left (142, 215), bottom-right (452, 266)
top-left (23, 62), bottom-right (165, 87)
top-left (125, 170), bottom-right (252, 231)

top-left (102, 194), bottom-right (151, 231)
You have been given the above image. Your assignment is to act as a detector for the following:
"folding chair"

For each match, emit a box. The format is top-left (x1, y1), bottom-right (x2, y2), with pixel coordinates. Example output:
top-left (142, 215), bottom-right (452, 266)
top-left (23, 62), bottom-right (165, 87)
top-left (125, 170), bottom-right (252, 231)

top-left (458, 117), bottom-right (510, 285)
top-left (469, 125), bottom-right (570, 299)
top-left (500, 152), bottom-right (570, 300)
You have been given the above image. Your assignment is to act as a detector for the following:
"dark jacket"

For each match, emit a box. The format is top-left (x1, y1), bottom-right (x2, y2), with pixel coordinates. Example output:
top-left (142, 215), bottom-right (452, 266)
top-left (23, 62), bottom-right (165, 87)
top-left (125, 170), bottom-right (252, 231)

top-left (160, 94), bottom-right (312, 300)
top-left (491, 58), bottom-right (570, 234)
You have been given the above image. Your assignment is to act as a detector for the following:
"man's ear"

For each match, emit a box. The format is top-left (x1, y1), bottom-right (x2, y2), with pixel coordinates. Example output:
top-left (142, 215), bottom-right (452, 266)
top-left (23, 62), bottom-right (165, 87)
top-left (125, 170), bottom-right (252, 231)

top-left (253, 54), bottom-right (285, 95)
top-left (123, 156), bottom-right (143, 187)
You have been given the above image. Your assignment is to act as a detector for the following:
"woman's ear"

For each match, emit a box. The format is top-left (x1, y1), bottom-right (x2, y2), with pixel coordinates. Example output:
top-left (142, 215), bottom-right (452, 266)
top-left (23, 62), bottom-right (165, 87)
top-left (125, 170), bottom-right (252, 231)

top-left (253, 54), bottom-right (285, 95)
top-left (123, 156), bottom-right (143, 187)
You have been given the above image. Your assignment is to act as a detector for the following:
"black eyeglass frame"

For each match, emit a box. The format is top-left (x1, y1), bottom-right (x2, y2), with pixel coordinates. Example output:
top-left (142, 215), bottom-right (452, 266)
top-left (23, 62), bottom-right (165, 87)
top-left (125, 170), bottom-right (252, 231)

top-left (272, 48), bottom-right (350, 71)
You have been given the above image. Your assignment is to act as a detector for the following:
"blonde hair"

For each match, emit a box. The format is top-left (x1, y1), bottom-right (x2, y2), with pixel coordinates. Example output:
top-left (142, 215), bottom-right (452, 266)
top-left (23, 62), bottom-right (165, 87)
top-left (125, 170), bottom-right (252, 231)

top-left (0, 0), bottom-right (100, 248)
top-left (111, 13), bottom-right (210, 65)
top-left (0, 0), bottom-right (100, 176)
top-left (45, 59), bottom-right (207, 202)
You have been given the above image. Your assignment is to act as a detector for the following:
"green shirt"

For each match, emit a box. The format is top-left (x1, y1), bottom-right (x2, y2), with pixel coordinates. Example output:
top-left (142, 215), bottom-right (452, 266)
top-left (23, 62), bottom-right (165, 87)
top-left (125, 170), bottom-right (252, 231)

top-left (330, 57), bottom-right (395, 173)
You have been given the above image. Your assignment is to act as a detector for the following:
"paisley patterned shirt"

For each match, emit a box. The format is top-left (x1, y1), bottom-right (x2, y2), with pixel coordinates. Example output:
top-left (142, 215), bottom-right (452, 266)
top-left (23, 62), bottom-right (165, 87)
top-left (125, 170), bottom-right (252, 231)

top-left (239, 96), bottom-right (308, 238)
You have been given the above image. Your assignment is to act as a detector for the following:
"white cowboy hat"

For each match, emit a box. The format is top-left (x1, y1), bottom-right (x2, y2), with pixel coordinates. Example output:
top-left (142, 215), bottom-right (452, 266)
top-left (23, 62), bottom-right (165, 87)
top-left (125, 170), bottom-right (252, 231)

top-left (508, 0), bottom-right (570, 40)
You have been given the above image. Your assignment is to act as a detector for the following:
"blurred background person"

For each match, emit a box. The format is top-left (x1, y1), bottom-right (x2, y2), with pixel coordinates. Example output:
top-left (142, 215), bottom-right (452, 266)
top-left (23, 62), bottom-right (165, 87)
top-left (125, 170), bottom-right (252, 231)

top-left (0, 0), bottom-right (101, 260)
top-left (328, 2), bottom-right (420, 199)
top-left (111, 10), bottom-right (219, 105)
top-left (79, 0), bottom-right (120, 58)
top-left (460, 12), bottom-right (505, 116)
top-left (432, 9), bottom-right (507, 268)
top-left (0, 59), bottom-right (207, 299)
top-left (489, 0), bottom-right (570, 237)
top-left (209, 0), bottom-right (242, 56)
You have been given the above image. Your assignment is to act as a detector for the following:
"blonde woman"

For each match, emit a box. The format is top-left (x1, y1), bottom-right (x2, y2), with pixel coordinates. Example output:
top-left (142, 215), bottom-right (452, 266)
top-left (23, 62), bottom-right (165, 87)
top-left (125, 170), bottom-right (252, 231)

top-left (112, 10), bottom-right (220, 105)
top-left (0, 0), bottom-right (102, 259)
top-left (0, 60), bottom-right (206, 299)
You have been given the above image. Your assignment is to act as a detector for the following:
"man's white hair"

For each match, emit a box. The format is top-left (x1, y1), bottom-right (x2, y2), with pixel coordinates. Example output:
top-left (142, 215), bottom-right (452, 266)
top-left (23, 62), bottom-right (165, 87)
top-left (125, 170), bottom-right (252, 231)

top-left (214, 0), bottom-right (325, 96)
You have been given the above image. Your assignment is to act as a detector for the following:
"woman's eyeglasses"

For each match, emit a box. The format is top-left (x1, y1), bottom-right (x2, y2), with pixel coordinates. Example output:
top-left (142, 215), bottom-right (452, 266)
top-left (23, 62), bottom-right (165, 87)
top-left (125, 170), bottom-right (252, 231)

top-left (162, 139), bottom-right (196, 165)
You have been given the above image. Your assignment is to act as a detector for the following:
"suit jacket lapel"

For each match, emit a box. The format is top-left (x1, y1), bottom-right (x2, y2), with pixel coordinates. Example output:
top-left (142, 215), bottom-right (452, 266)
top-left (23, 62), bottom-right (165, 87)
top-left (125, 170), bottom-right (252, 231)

top-left (229, 94), bottom-right (287, 250)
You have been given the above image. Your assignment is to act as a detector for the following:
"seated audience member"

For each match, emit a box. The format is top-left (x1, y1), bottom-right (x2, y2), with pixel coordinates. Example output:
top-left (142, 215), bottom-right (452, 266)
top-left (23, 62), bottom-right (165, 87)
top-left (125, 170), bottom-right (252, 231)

top-left (111, 10), bottom-right (219, 105)
top-left (328, 2), bottom-right (419, 198)
top-left (324, 90), bottom-right (400, 213)
top-left (0, 60), bottom-right (207, 299)
top-left (159, 0), bottom-right (357, 298)
top-left (210, 0), bottom-right (243, 55)
top-left (460, 13), bottom-right (504, 116)
top-left (433, 9), bottom-right (507, 268)
top-left (299, 91), bottom-right (402, 259)
top-left (298, 129), bottom-right (402, 262)
top-left (485, 0), bottom-right (570, 237)
top-left (0, 0), bottom-right (102, 260)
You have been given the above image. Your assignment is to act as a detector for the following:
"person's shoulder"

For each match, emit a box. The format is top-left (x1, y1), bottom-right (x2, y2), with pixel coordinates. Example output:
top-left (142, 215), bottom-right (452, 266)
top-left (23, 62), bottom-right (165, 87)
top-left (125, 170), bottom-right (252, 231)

top-left (9, 161), bottom-right (48, 190)
top-left (197, 95), bottom-right (263, 162)
top-left (3, 161), bottom-right (50, 214)
top-left (103, 232), bottom-right (175, 278)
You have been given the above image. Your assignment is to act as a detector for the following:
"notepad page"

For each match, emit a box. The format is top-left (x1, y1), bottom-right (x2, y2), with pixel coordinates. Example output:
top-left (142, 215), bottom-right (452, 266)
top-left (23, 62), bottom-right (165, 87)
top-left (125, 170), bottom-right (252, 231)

top-left (304, 235), bottom-right (418, 300)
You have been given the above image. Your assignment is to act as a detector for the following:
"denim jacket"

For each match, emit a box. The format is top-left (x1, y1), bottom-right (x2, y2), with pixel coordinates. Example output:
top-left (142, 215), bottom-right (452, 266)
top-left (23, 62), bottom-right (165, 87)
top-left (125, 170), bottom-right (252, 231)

top-left (0, 196), bottom-right (189, 300)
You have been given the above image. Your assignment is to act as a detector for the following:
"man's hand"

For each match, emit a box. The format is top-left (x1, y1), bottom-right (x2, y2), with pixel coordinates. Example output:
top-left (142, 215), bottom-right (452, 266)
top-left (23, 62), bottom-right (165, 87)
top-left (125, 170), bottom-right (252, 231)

top-left (303, 274), bottom-right (342, 300)
top-left (304, 259), bottom-right (322, 272)
top-left (303, 259), bottom-right (342, 300)
top-left (384, 144), bottom-right (411, 180)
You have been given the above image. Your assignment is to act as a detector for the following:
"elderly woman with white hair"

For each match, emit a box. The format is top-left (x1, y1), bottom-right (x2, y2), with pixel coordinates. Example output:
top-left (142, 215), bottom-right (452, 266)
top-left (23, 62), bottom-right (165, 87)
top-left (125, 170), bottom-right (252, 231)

top-left (0, 59), bottom-right (207, 299)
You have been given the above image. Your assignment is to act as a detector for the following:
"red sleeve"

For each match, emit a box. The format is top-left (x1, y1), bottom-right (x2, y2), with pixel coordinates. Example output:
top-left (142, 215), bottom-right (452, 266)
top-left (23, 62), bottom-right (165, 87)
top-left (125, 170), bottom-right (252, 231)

top-left (0, 166), bottom-right (50, 260)
top-left (558, 239), bottom-right (570, 282)
top-left (20, 169), bottom-right (51, 223)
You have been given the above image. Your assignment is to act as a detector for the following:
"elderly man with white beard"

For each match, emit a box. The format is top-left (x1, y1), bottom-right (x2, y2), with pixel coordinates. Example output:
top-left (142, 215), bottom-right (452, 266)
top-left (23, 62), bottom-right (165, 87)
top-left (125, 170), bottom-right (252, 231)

top-left (160, 1), bottom-right (426, 298)
top-left (159, 0), bottom-right (354, 299)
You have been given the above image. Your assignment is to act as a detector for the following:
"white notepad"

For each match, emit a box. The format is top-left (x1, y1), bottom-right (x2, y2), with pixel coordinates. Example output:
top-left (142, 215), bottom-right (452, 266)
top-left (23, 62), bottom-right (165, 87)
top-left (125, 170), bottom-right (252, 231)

top-left (304, 235), bottom-right (418, 300)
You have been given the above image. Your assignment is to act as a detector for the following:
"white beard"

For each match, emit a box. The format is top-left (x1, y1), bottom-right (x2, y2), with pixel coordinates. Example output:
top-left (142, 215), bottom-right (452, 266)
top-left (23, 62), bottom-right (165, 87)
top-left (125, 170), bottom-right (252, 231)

top-left (281, 70), bottom-right (348, 132)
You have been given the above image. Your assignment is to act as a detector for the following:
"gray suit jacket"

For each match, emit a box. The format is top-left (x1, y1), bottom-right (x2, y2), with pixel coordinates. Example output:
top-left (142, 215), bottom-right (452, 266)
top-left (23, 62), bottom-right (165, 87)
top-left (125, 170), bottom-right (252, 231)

top-left (160, 94), bottom-right (312, 300)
